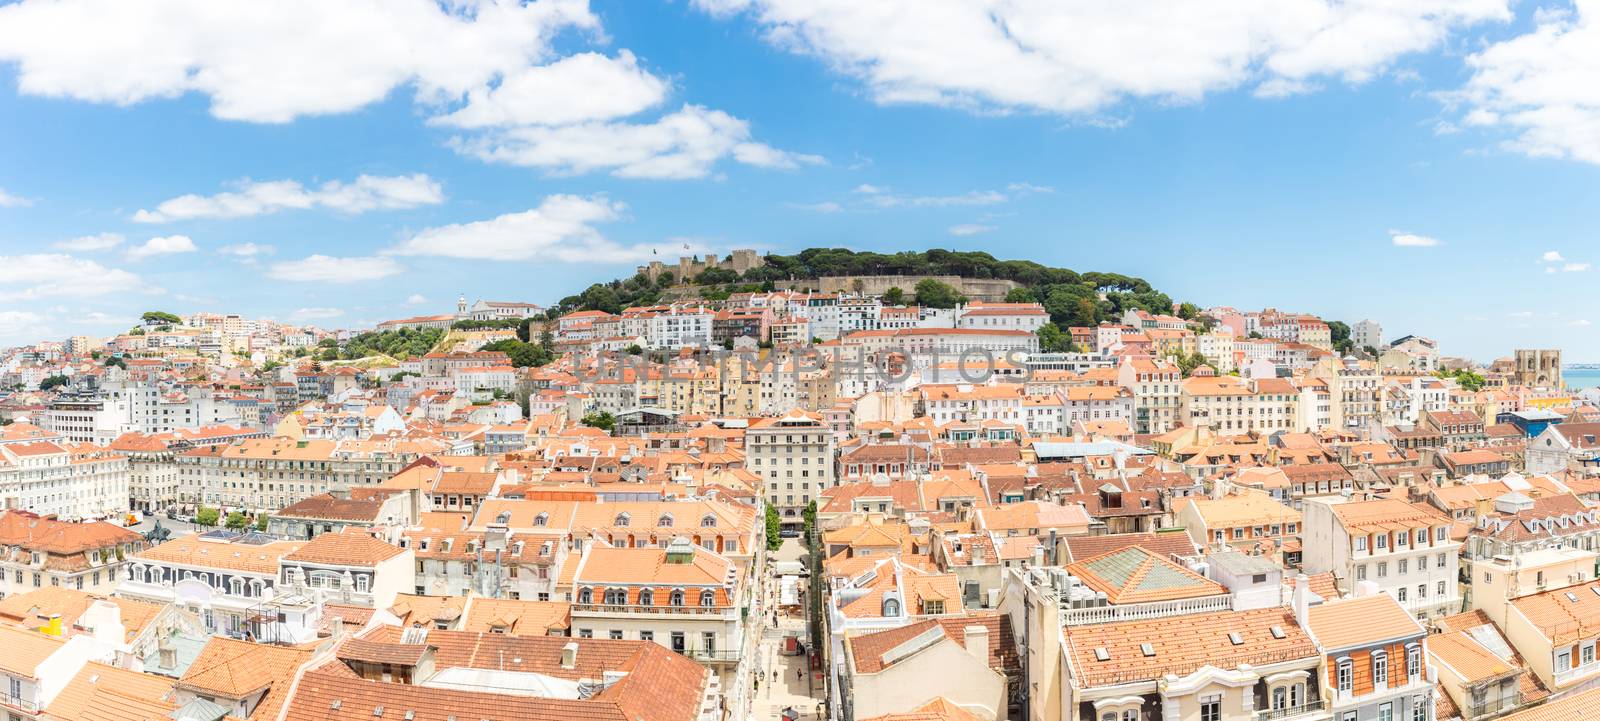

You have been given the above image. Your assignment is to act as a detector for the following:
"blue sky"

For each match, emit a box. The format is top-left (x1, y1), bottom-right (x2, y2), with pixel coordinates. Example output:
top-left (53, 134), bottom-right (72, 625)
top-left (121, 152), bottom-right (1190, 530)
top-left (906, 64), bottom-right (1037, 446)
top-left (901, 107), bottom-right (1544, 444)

top-left (1, 0), bottom-right (1598, 360)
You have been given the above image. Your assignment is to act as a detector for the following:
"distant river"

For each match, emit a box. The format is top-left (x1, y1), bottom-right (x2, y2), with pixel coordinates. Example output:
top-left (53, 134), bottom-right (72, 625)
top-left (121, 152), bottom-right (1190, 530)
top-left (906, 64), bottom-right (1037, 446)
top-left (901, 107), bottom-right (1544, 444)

top-left (1566, 369), bottom-right (1600, 390)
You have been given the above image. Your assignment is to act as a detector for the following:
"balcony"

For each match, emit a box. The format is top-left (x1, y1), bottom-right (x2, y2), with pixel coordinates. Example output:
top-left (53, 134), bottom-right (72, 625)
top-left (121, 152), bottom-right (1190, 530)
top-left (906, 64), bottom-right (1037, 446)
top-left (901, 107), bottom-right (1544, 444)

top-left (1552, 660), bottom-right (1600, 687)
top-left (0, 691), bottom-right (38, 713)
top-left (1465, 693), bottom-right (1520, 719)
top-left (572, 602), bottom-right (737, 618)
top-left (683, 648), bottom-right (744, 665)
top-left (1256, 700), bottom-right (1325, 721)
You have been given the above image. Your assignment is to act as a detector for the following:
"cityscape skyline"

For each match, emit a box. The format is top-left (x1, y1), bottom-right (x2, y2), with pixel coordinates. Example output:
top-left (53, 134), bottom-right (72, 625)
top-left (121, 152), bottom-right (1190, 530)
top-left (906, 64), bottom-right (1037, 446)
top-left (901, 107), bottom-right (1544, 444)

top-left (2, 0), bottom-right (1599, 360)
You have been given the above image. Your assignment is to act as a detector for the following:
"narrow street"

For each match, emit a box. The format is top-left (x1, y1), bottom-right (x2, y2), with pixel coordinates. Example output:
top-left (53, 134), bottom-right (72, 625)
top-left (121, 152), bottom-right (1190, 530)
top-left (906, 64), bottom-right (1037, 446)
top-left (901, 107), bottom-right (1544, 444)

top-left (754, 538), bottom-right (826, 721)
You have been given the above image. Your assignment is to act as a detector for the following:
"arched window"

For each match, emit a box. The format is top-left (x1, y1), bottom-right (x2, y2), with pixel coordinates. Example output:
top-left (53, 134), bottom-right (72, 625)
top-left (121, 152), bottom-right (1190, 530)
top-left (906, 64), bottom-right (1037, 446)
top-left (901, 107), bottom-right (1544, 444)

top-left (700, 590), bottom-right (716, 607)
top-left (495, 511), bottom-right (512, 525)
top-left (578, 588), bottom-right (593, 604)
top-left (701, 515), bottom-right (717, 528)
top-left (1373, 651), bottom-right (1389, 687)
top-left (639, 589), bottom-right (654, 606)
top-left (615, 513), bottom-right (631, 527)
top-left (658, 514), bottom-right (674, 528)
top-left (605, 588), bottom-right (627, 605)
top-left (670, 589), bottom-right (685, 606)
top-left (534, 512), bottom-right (548, 527)
top-left (1337, 658), bottom-right (1353, 693)
top-left (882, 597), bottom-right (901, 616)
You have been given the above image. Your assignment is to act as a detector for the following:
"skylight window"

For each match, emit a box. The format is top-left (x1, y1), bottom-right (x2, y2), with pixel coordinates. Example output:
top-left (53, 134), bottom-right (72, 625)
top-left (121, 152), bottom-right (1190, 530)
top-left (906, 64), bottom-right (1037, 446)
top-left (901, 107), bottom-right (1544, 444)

top-left (1140, 643), bottom-right (1155, 657)
top-left (1228, 632), bottom-right (1244, 645)
top-left (1094, 647), bottom-right (1110, 661)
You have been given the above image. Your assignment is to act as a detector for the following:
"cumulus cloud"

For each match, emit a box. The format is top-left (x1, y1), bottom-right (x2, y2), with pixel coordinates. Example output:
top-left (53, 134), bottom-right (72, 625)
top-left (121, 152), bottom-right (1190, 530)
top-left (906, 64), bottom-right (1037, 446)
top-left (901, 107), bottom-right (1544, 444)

top-left (694, 0), bottom-right (1509, 117)
top-left (1542, 250), bottom-right (1566, 262)
top-left (53, 232), bottom-right (124, 252)
top-left (126, 235), bottom-right (198, 260)
top-left (388, 194), bottom-right (666, 262)
top-left (0, 187), bottom-right (33, 207)
top-left (405, 294), bottom-right (427, 305)
top-left (267, 255), bottom-right (403, 283)
top-left (133, 174), bottom-right (444, 223)
top-left (1451, 3), bottom-right (1600, 164)
top-left (0, 254), bottom-right (143, 300)
top-left (1389, 229), bottom-right (1442, 247)
top-left (948, 223), bottom-right (996, 236)
top-left (431, 51), bottom-right (668, 128)
top-left (218, 243), bottom-right (275, 257)
top-left (0, 0), bottom-right (599, 123)
top-left (447, 104), bottom-right (822, 179)
top-left (0, 1), bottom-right (812, 181)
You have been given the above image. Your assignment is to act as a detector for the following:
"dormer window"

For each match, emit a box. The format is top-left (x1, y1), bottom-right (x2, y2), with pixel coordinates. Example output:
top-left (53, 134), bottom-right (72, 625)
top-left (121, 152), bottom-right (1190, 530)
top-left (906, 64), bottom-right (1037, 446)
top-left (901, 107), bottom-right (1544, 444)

top-left (670, 589), bottom-right (685, 606)
top-left (578, 587), bottom-right (593, 604)
top-left (700, 590), bottom-right (716, 607)
top-left (658, 514), bottom-right (674, 528)
top-left (701, 514), bottom-right (718, 528)
top-left (615, 513), bottom-right (631, 527)
top-left (533, 513), bottom-right (549, 527)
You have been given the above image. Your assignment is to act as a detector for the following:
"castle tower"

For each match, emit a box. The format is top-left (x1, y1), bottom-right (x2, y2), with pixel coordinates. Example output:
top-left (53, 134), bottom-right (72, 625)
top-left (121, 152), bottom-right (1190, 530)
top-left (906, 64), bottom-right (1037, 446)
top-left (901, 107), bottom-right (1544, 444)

top-left (457, 294), bottom-right (468, 318)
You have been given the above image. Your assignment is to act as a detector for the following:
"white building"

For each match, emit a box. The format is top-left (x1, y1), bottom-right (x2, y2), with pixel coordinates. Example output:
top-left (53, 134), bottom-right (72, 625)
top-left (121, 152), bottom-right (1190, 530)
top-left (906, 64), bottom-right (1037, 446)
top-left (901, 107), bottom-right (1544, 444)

top-left (747, 410), bottom-right (836, 530)
top-left (1301, 497), bottom-right (1461, 619)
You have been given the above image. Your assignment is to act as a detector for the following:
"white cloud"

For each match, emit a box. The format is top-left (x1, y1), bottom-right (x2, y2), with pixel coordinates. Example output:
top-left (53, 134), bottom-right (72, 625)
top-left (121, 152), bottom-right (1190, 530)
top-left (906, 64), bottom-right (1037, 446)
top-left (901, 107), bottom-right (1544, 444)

top-left (267, 255), bottom-right (402, 283)
top-left (1507, 310), bottom-right (1535, 318)
top-left (0, 2), bottom-right (811, 182)
top-left (1389, 229), bottom-right (1442, 247)
top-left (405, 294), bottom-right (427, 305)
top-left (447, 104), bottom-right (822, 179)
top-left (0, 187), bottom-right (33, 207)
top-left (133, 174), bottom-right (444, 223)
top-left (1542, 250), bottom-right (1566, 262)
top-left (1451, 3), bottom-right (1600, 164)
top-left (53, 232), bottom-right (124, 251)
top-left (787, 201), bottom-right (843, 213)
top-left (218, 242), bottom-right (274, 257)
top-left (388, 194), bottom-right (659, 262)
top-left (853, 184), bottom-right (883, 194)
top-left (289, 307), bottom-right (344, 322)
top-left (948, 223), bottom-right (996, 236)
top-left (1573, 319), bottom-right (1593, 326)
top-left (126, 235), bottom-right (198, 261)
top-left (865, 189), bottom-right (1007, 208)
top-left (0, 0), bottom-right (598, 123)
top-left (431, 50), bottom-right (669, 128)
top-left (0, 254), bottom-right (143, 300)
top-left (1564, 262), bottom-right (1592, 272)
top-left (695, 0), bottom-right (1509, 117)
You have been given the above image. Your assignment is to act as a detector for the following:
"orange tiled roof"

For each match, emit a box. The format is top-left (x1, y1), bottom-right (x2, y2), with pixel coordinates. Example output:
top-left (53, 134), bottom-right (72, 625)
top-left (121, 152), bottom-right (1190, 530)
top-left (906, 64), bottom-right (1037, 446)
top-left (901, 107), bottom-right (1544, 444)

top-left (1304, 593), bottom-right (1424, 650)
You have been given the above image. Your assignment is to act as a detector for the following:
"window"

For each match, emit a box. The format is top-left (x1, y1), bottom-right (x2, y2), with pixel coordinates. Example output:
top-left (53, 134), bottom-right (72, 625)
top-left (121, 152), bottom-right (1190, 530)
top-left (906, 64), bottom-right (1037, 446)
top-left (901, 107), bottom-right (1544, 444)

top-left (1121, 711), bottom-right (1137, 721)
top-left (1411, 696), bottom-right (1426, 721)
top-left (1201, 697), bottom-right (1221, 721)
top-left (1408, 645), bottom-right (1422, 681)
top-left (577, 588), bottom-right (593, 604)
top-left (1398, 587), bottom-right (1408, 602)
top-left (1378, 703), bottom-right (1393, 721)
top-left (614, 513), bottom-right (630, 527)
top-left (701, 514), bottom-right (717, 528)
top-left (604, 588), bottom-right (627, 605)
top-left (1273, 688), bottom-right (1287, 710)
top-left (1398, 559), bottom-right (1408, 574)
top-left (578, 629), bottom-right (593, 638)
top-left (1374, 652), bottom-right (1389, 687)
top-left (1558, 649), bottom-right (1572, 671)
top-left (1438, 581), bottom-right (1447, 596)
top-left (657, 514), bottom-right (674, 528)
top-left (609, 630), bottom-right (623, 640)
top-left (640, 630), bottom-right (654, 642)
top-left (1377, 534), bottom-right (1388, 549)
top-left (1378, 562), bottom-right (1388, 578)
top-left (639, 589), bottom-right (654, 606)
top-left (700, 590), bottom-right (716, 607)
top-left (670, 589), bottom-right (685, 606)
top-left (1356, 565), bottom-right (1367, 581)
top-left (1337, 658), bottom-right (1353, 693)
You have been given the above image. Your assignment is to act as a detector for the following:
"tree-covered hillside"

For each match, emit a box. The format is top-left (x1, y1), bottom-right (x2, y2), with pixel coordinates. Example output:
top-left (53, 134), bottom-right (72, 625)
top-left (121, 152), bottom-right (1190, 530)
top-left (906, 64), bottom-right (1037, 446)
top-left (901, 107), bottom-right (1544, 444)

top-left (553, 248), bottom-right (1179, 330)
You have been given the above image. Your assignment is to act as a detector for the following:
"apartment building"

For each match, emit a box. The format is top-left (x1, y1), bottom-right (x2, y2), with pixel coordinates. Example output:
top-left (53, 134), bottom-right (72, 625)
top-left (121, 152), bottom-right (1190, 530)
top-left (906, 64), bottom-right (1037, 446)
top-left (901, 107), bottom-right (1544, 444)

top-left (0, 512), bottom-right (144, 598)
top-left (1303, 593), bottom-right (1434, 721)
top-left (174, 436), bottom-right (448, 512)
top-left (748, 410), bottom-right (836, 529)
top-left (1180, 376), bottom-right (1300, 434)
top-left (119, 532), bottom-right (307, 640)
top-left (1301, 498), bottom-right (1459, 619)
top-left (1118, 358), bottom-right (1182, 434)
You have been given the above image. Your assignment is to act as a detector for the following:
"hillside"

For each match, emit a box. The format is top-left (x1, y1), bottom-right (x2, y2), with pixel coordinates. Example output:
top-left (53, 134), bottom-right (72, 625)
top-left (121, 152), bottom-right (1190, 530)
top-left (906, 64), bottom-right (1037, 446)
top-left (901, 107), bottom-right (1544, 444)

top-left (553, 248), bottom-right (1182, 330)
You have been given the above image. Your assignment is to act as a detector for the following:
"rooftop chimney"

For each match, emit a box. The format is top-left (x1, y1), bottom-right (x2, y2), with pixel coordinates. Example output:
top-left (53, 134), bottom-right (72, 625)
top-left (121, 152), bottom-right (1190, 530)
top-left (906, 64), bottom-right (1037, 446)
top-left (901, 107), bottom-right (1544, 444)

top-left (561, 641), bottom-right (579, 670)
top-left (1291, 573), bottom-right (1310, 626)
top-left (964, 624), bottom-right (990, 666)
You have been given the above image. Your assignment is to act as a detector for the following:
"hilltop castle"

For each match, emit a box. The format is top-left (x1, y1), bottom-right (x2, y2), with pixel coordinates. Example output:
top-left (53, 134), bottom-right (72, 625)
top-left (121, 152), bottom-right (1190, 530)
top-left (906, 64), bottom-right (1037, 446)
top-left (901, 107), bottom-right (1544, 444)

top-left (637, 249), bottom-right (763, 282)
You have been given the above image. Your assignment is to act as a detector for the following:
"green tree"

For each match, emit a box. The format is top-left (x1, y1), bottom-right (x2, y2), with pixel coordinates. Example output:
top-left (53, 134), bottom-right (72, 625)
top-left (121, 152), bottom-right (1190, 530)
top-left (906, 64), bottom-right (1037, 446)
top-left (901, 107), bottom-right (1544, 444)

top-left (581, 411), bottom-right (616, 432)
top-left (625, 344), bottom-right (643, 355)
top-left (765, 504), bottom-right (783, 551)
top-left (224, 511), bottom-right (248, 530)
top-left (1327, 320), bottom-right (1354, 354)
top-left (914, 278), bottom-right (965, 309)
top-left (194, 506), bottom-right (220, 527)
top-left (1036, 323), bottom-right (1074, 353)
top-left (255, 515), bottom-right (269, 531)
top-left (1004, 287), bottom-right (1039, 304)
top-left (802, 500), bottom-right (818, 537)
top-left (882, 286), bottom-right (905, 305)
top-left (141, 310), bottom-right (182, 326)
top-left (1177, 302), bottom-right (1200, 320)
top-left (104, 356), bottom-right (127, 369)
top-left (39, 375), bottom-right (70, 391)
